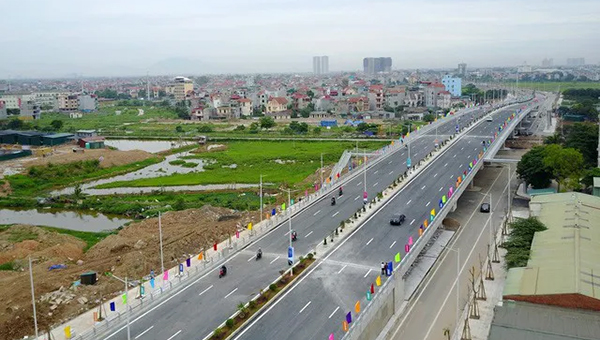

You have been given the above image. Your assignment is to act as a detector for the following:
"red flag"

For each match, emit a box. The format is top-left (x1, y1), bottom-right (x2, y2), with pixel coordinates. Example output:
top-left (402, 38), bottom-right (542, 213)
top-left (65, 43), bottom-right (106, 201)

top-left (370, 284), bottom-right (375, 294)
top-left (213, 242), bottom-right (217, 251)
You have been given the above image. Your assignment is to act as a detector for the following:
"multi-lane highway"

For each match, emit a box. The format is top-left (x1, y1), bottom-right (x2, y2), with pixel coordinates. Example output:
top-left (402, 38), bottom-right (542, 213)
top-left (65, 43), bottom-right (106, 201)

top-left (232, 100), bottom-right (536, 340)
top-left (101, 105), bottom-right (492, 340)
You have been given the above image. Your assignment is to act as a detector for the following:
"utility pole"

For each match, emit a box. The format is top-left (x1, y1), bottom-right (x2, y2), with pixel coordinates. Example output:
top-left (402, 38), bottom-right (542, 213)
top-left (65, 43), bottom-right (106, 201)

top-left (363, 149), bottom-right (367, 202)
top-left (125, 277), bottom-right (131, 340)
top-left (320, 153), bottom-right (324, 189)
top-left (158, 212), bottom-right (164, 275)
top-left (286, 189), bottom-right (294, 275)
top-left (259, 174), bottom-right (263, 225)
top-left (29, 256), bottom-right (39, 339)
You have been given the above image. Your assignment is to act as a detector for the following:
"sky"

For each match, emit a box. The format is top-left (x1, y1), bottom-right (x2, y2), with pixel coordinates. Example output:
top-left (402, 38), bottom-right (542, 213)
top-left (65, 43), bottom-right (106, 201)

top-left (0, 0), bottom-right (599, 78)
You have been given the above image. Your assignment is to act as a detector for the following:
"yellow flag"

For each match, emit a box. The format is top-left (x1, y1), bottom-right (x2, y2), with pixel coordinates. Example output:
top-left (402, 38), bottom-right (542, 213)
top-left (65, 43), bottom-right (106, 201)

top-left (376, 275), bottom-right (382, 286)
top-left (64, 326), bottom-right (71, 338)
top-left (248, 223), bottom-right (253, 231)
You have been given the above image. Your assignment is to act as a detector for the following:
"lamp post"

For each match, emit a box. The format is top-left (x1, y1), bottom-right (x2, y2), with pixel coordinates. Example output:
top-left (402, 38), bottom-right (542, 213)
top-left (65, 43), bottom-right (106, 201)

top-left (28, 256), bottom-right (39, 339)
top-left (444, 246), bottom-right (460, 329)
top-left (125, 277), bottom-right (131, 340)
top-left (363, 149), bottom-right (367, 202)
top-left (320, 153), bottom-right (324, 190)
top-left (158, 212), bottom-right (164, 275)
top-left (260, 174), bottom-right (264, 225)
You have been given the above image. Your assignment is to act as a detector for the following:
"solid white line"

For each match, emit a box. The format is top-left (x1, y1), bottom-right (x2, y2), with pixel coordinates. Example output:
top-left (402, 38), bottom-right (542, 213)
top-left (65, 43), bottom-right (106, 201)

top-left (270, 256), bottom-right (280, 264)
top-left (332, 211), bottom-right (339, 217)
top-left (421, 185), bottom-right (426, 190)
top-left (366, 238), bottom-right (374, 246)
top-left (426, 201), bottom-right (431, 207)
top-left (338, 265), bottom-right (347, 274)
top-left (434, 173), bottom-right (438, 178)
top-left (313, 210), bottom-right (321, 216)
top-left (364, 269), bottom-right (372, 278)
top-left (305, 231), bottom-right (314, 237)
top-left (166, 330), bottom-right (181, 340)
top-left (410, 219), bottom-right (415, 225)
top-left (328, 306), bottom-right (340, 319)
top-left (450, 174), bottom-right (454, 179)
top-left (134, 326), bottom-right (154, 339)
top-left (198, 285), bottom-right (213, 296)
top-left (298, 301), bottom-right (312, 314)
top-left (224, 288), bottom-right (238, 299)
top-left (407, 199), bottom-right (412, 205)
top-left (389, 170), bottom-right (394, 175)
top-left (355, 196), bottom-right (360, 201)
top-left (468, 155), bottom-right (471, 159)
top-left (357, 181), bottom-right (362, 186)
top-left (389, 241), bottom-right (397, 249)
top-left (373, 182), bottom-right (379, 187)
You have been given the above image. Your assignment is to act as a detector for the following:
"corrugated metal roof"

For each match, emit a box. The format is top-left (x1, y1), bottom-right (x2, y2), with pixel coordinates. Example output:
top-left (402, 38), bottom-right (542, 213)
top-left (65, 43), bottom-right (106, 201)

top-left (504, 193), bottom-right (600, 300)
top-left (489, 301), bottom-right (600, 340)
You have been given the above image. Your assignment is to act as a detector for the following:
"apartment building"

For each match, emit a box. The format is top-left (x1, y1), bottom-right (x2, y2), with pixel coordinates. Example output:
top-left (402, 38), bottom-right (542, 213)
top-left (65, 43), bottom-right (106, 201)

top-left (368, 85), bottom-right (384, 110)
top-left (78, 95), bottom-right (98, 112)
top-left (441, 75), bottom-right (462, 97)
top-left (236, 98), bottom-right (253, 116)
top-left (266, 97), bottom-right (288, 113)
top-left (170, 76), bottom-right (194, 101)
top-left (20, 100), bottom-right (42, 119)
top-left (384, 87), bottom-right (406, 108)
top-left (424, 83), bottom-right (446, 107)
top-left (58, 94), bottom-right (79, 112)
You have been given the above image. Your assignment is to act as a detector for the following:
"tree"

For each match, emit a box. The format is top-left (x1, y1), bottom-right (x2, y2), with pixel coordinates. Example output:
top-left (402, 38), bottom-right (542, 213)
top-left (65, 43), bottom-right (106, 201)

top-left (7, 119), bottom-right (23, 130)
top-left (234, 124), bottom-right (246, 132)
top-left (289, 121), bottom-right (308, 134)
top-left (563, 123), bottom-right (599, 167)
top-left (249, 122), bottom-right (259, 133)
top-left (581, 167), bottom-right (600, 189)
top-left (158, 90), bottom-right (167, 98)
top-left (306, 90), bottom-right (315, 99)
top-left (197, 125), bottom-right (214, 133)
top-left (175, 100), bottom-right (190, 119)
top-left (543, 144), bottom-right (584, 192)
top-left (175, 125), bottom-right (184, 133)
top-left (259, 116), bottom-right (275, 130)
top-left (137, 89), bottom-right (147, 99)
top-left (313, 127), bottom-right (322, 135)
top-left (544, 133), bottom-right (563, 145)
top-left (50, 119), bottom-right (64, 131)
top-left (516, 146), bottom-right (553, 189)
top-left (502, 217), bottom-right (547, 268)
top-left (422, 113), bottom-right (436, 123)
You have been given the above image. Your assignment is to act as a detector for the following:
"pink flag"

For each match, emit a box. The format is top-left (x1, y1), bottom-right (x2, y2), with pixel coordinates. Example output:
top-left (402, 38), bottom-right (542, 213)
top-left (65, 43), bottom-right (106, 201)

top-left (329, 334), bottom-right (334, 340)
top-left (163, 270), bottom-right (169, 281)
top-left (405, 244), bottom-right (410, 253)
top-left (236, 230), bottom-right (240, 238)
top-left (408, 236), bottom-right (413, 246)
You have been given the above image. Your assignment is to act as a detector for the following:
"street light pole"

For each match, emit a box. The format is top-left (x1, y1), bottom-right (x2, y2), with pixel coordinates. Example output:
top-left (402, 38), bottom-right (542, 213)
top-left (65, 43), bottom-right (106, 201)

top-left (320, 153), bottom-right (324, 189)
top-left (259, 174), bottom-right (263, 225)
top-left (158, 212), bottom-right (164, 275)
top-left (28, 256), bottom-right (38, 339)
top-left (286, 189), bottom-right (294, 275)
top-left (125, 277), bottom-right (131, 340)
top-left (363, 149), bottom-right (367, 202)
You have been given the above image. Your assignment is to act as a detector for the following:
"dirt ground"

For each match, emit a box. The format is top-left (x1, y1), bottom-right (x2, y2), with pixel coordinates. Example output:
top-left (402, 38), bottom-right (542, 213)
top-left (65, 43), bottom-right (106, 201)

top-left (0, 206), bottom-right (257, 340)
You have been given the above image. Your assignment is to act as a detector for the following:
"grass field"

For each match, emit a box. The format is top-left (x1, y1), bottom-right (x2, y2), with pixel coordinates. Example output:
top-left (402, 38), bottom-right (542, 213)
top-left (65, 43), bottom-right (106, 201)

top-left (515, 82), bottom-right (600, 92)
top-left (95, 140), bottom-right (387, 189)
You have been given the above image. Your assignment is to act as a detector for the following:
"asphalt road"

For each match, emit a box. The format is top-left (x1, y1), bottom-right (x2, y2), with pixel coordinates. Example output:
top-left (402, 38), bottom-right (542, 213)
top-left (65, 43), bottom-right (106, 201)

top-left (101, 105), bottom-right (492, 340)
top-left (232, 101), bottom-right (538, 340)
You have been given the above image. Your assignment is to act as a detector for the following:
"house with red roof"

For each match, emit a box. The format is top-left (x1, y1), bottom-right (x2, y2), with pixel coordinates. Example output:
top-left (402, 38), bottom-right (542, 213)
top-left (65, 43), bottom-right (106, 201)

top-left (267, 97), bottom-right (288, 113)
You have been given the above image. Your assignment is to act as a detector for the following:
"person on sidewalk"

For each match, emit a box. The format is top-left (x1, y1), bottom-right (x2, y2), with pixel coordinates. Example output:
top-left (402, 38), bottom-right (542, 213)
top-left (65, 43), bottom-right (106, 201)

top-left (381, 262), bottom-right (386, 275)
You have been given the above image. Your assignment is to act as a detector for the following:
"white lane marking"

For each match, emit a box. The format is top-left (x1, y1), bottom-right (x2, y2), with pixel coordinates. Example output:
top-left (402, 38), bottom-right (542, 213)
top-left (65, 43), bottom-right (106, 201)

top-left (468, 155), bottom-right (471, 159)
top-left (198, 285), bottom-right (213, 296)
top-left (407, 199), bottom-right (412, 205)
top-left (332, 211), bottom-right (339, 217)
top-left (298, 301), bottom-right (312, 314)
top-left (313, 210), bottom-right (321, 216)
top-left (135, 326), bottom-right (154, 339)
top-left (328, 306), bottom-right (340, 319)
top-left (305, 231), bottom-right (314, 237)
top-left (388, 160), bottom-right (393, 164)
top-left (444, 162), bottom-right (448, 167)
top-left (355, 196), bottom-right (360, 201)
top-left (389, 241), bottom-right (397, 249)
top-left (373, 182), bottom-right (379, 187)
top-left (224, 288), bottom-right (238, 299)
top-left (364, 269), bottom-right (372, 278)
top-left (434, 173), bottom-right (438, 178)
top-left (167, 330), bottom-right (181, 340)
top-left (338, 265), bottom-right (348, 274)
top-left (426, 201), bottom-right (431, 207)
top-left (389, 170), bottom-right (394, 175)
top-left (366, 238), bottom-right (374, 246)
top-left (410, 219), bottom-right (415, 225)
top-left (468, 140), bottom-right (471, 143)
top-left (421, 185), bottom-right (426, 190)
top-left (439, 186), bottom-right (443, 192)
top-left (247, 255), bottom-right (255, 262)
top-left (270, 256), bottom-right (280, 264)
top-left (450, 174), bottom-right (454, 179)
top-left (461, 147), bottom-right (464, 150)
top-left (284, 230), bottom-right (291, 236)
top-left (453, 154), bottom-right (457, 158)
top-left (357, 181), bottom-right (362, 186)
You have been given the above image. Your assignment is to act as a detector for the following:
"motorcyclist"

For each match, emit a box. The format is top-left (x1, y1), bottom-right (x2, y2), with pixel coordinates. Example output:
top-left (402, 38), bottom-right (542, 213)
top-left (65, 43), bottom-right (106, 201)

top-left (331, 197), bottom-right (336, 205)
top-left (338, 187), bottom-right (343, 196)
top-left (220, 265), bottom-right (227, 277)
top-left (291, 230), bottom-right (297, 241)
top-left (257, 248), bottom-right (262, 259)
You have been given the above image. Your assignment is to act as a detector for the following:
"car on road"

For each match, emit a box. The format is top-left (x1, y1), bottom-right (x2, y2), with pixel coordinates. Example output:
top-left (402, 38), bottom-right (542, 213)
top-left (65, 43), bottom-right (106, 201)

top-left (390, 214), bottom-right (406, 225)
top-left (486, 117), bottom-right (493, 122)
top-left (480, 203), bottom-right (490, 213)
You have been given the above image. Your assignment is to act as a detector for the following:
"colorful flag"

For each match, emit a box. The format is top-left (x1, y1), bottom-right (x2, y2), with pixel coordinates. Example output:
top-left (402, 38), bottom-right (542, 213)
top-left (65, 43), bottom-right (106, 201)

top-left (163, 270), bottom-right (169, 281)
top-left (346, 312), bottom-right (352, 324)
top-left (395, 252), bottom-right (401, 262)
top-left (409, 236), bottom-right (413, 246)
top-left (355, 301), bottom-right (361, 313)
top-left (122, 293), bottom-right (127, 305)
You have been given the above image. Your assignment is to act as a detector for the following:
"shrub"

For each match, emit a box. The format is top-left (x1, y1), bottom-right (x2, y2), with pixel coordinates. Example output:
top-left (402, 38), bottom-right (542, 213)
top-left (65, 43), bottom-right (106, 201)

top-left (225, 318), bottom-right (234, 328)
top-left (269, 283), bottom-right (277, 292)
top-left (213, 327), bottom-right (224, 337)
top-left (299, 256), bottom-right (305, 263)
top-left (307, 252), bottom-right (314, 260)
top-left (248, 300), bottom-right (257, 309)
top-left (0, 261), bottom-right (16, 271)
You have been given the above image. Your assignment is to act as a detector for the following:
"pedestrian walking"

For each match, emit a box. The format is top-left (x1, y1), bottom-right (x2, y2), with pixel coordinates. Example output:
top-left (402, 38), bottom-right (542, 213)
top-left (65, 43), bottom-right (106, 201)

top-left (381, 262), bottom-right (386, 275)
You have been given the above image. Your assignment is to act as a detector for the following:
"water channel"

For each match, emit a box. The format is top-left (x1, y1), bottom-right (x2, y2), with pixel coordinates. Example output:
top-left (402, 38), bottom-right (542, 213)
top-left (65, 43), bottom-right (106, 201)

top-left (0, 208), bottom-right (130, 232)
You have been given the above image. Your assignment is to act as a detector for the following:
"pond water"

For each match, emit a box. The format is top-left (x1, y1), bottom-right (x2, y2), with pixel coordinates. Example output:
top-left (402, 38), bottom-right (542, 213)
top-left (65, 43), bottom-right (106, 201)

top-left (105, 139), bottom-right (192, 153)
top-left (0, 208), bottom-right (130, 232)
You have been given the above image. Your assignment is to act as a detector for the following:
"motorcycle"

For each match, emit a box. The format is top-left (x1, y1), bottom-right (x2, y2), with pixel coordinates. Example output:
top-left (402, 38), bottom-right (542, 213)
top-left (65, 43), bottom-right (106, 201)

top-left (331, 197), bottom-right (336, 206)
top-left (338, 188), bottom-right (343, 196)
top-left (218, 266), bottom-right (227, 278)
top-left (256, 250), bottom-right (262, 260)
top-left (291, 232), bottom-right (297, 242)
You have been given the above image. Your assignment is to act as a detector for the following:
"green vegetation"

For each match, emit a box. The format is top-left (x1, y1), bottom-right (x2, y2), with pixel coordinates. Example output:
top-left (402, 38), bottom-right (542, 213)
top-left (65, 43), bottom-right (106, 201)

top-left (95, 141), bottom-right (386, 189)
top-left (169, 160), bottom-right (186, 166)
top-left (0, 261), bottom-right (17, 271)
top-left (517, 144), bottom-right (584, 191)
top-left (7, 228), bottom-right (38, 243)
top-left (38, 226), bottom-right (116, 252)
top-left (6, 157), bottom-right (162, 196)
top-left (516, 82), bottom-right (600, 91)
top-left (502, 217), bottom-right (547, 268)
top-left (462, 83), bottom-right (509, 103)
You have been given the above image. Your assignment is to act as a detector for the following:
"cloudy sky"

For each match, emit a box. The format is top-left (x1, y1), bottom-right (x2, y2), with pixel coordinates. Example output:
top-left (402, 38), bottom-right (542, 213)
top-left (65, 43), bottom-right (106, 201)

top-left (0, 0), bottom-right (598, 78)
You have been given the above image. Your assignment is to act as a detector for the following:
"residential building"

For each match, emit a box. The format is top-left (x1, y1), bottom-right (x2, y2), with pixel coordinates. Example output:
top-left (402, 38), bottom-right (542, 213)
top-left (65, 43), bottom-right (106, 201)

top-left (313, 56), bottom-right (321, 75)
top-left (76, 130), bottom-right (97, 138)
top-left (566, 58), bottom-right (585, 66)
top-left (214, 106), bottom-right (234, 120)
top-left (34, 91), bottom-right (63, 110)
top-left (265, 111), bottom-right (291, 120)
top-left (266, 97), bottom-right (288, 113)
top-left (436, 91), bottom-right (451, 109)
top-left (152, 87), bottom-right (162, 98)
top-left (170, 76), bottom-right (194, 101)
top-left (0, 92), bottom-right (35, 109)
top-left (313, 56), bottom-right (329, 75)
top-left (424, 83), bottom-right (446, 107)
top-left (58, 94), bottom-right (79, 112)
top-left (367, 85), bottom-right (384, 110)
top-left (20, 100), bottom-right (42, 119)
top-left (78, 94), bottom-right (98, 112)
top-left (321, 56), bottom-right (329, 74)
top-left (291, 93), bottom-right (310, 110)
top-left (441, 75), bottom-right (462, 97)
top-left (236, 98), bottom-right (252, 116)
top-left (363, 57), bottom-right (392, 74)
top-left (316, 95), bottom-right (335, 112)
top-left (458, 63), bottom-right (467, 76)
top-left (191, 107), bottom-right (211, 121)
top-left (541, 58), bottom-right (553, 67)
top-left (348, 96), bottom-right (368, 112)
top-left (0, 100), bottom-right (6, 120)
top-left (489, 192), bottom-right (600, 340)
top-left (404, 91), bottom-right (423, 108)
top-left (384, 87), bottom-right (406, 108)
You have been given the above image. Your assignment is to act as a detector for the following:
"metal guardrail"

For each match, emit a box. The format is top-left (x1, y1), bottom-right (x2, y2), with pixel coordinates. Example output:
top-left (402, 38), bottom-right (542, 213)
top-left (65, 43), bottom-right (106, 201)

top-left (341, 97), bottom-right (534, 340)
